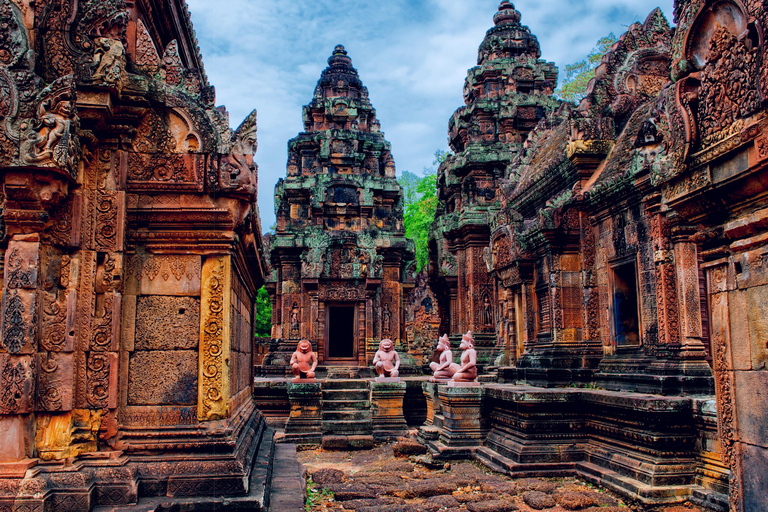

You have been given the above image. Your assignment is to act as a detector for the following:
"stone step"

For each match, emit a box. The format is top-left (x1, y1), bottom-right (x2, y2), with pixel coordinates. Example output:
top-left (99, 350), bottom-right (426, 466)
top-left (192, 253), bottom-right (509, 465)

top-left (322, 409), bottom-right (372, 422)
top-left (92, 426), bottom-right (277, 512)
top-left (321, 399), bottom-right (370, 410)
top-left (322, 389), bottom-right (370, 401)
top-left (322, 434), bottom-right (374, 450)
top-left (322, 379), bottom-right (370, 390)
top-left (322, 419), bottom-right (373, 435)
top-left (266, 443), bottom-right (305, 512)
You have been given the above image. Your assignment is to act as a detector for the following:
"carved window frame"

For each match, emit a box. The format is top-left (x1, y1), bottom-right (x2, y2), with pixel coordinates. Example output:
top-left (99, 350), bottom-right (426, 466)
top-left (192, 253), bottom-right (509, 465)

top-left (608, 255), bottom-right (643, 351)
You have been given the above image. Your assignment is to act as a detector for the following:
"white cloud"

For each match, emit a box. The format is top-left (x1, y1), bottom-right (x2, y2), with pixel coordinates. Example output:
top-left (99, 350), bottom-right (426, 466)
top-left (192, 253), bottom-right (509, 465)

top-left (185, 0), bottom-right (674, 228)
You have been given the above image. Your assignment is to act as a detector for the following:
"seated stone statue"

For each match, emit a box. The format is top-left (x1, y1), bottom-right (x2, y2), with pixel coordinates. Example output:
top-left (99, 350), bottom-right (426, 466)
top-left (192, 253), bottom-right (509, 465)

top-left (290, 339), bottom-right (318, 381)
top-left (373, 338), bottom-right (400, 378)
top-left (449, 331), bottom-right (478, 382)
top-left (429, 334), bottom-right (455, 381)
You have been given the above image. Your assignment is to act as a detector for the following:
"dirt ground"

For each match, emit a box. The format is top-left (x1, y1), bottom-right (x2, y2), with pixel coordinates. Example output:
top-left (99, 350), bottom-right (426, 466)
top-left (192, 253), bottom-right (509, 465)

top-left (297, 439), bottom-right (709, 512)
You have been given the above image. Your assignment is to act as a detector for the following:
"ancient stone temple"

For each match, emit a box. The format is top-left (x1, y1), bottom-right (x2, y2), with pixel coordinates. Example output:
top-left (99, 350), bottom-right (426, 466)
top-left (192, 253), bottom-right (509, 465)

top-left (426, 2), bottom-right (768, 511)
top-left (2, 0), bottom-right (768, 511)
top-left (0, 0), bottom-right (267, 509)
top-left (428, 1), bottom-right (561, 365)
top-left (265, 45), bottom-right (415, 370)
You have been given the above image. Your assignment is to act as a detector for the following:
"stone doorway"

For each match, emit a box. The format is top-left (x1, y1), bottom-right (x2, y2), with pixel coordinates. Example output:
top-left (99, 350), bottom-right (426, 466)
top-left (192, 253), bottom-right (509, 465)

top-left (325, 304), bottom-right (357, 364)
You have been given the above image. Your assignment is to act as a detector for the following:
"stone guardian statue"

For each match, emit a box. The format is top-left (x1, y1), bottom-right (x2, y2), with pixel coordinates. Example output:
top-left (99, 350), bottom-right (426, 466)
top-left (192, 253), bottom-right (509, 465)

top-left (429, 334), bottom-right (456, 382)
top-left (449, 331), bottom-right (478, 382)
top-left (373, 338), bottom-right (400, 380)
top-left (290, 339), bottom-right (318, 382)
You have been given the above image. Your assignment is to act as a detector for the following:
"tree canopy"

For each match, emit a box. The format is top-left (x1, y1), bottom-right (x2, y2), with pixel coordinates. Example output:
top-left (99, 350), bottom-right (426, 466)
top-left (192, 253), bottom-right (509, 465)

top-left (556, 33), bottom-right (617, 104)
top-left (254, 285), bottom-right (272, 337)
top-left (400, 150), bottom-right (448, 271)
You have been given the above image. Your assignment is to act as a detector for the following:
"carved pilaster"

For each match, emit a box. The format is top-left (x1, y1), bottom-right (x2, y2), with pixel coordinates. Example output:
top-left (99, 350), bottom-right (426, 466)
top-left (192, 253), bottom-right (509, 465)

top-left (672, 225), bottom-right (708, 360)
top-left (198, 255), bottom-right (232, 421)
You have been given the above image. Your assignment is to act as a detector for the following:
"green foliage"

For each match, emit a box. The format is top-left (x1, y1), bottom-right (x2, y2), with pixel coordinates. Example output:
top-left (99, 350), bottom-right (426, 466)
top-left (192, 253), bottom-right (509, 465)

top-left (305, 478), bottom-right (334, 511)
top-left (556, 33), bottom-right (617, 104)
top-left (254, 286), bottom-right (272, 337)
top-left (399, 150), bottom-right (449, 271)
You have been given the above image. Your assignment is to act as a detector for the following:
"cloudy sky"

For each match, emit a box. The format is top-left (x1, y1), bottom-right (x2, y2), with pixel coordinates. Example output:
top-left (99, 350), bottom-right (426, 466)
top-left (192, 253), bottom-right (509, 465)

top-left (185, 0), bottom-right (674, 229)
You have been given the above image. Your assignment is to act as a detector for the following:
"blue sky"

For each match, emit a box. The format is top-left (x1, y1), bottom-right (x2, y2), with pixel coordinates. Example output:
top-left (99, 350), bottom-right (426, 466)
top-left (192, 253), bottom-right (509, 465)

top-left (185, 0), bottom-right (675, 229)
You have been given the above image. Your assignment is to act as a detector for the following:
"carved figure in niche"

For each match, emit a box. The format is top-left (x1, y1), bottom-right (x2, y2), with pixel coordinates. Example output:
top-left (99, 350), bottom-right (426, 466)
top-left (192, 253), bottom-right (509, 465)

top-left (382, 303), bottom-right (391, 334)
top-left (373, 338), bottom-right (400, 379)
top-left (357, 251), bottom-right (369, 277)
top-left (450, 331), bottom-right (478, 382)
top-left (483, 296), bottom-right (493, 325)
top-left (23, 88), bottom-right (76, 169)
top-left (290, 302), bottom-right (300, 333)
top-left (429, 334), bottom-right (456, 381)
top-left (290, 339), bottom-right (318, 381)
top-left (92, 38), bottom-right (125, 85)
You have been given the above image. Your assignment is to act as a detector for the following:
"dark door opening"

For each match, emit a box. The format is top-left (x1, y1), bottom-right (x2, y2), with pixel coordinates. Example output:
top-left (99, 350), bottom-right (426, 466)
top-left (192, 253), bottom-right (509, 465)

top-left (326, 306), bottom-right (356, 361)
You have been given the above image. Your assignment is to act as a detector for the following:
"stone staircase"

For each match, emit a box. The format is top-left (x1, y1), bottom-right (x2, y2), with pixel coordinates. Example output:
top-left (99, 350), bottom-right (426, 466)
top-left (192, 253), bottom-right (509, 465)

top-left (321, 379), bottom-right (374, 449)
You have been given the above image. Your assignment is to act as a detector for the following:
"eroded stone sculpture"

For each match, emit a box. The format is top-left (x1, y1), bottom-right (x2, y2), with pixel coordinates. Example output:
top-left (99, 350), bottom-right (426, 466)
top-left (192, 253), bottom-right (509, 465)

top-left (449, 331), bottom-right (477, 383)
top-left (373, 338), bottom-right (400, 380)
top-left (291, 339), bottom-right (318, 381)
top-left (429, 334), bottom-right (455, 382)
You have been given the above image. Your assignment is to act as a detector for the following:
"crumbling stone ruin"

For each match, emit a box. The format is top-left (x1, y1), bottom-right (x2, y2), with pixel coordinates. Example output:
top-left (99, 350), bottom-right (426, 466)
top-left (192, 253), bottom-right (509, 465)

top-left (0, 0), bottom-right (767, 511)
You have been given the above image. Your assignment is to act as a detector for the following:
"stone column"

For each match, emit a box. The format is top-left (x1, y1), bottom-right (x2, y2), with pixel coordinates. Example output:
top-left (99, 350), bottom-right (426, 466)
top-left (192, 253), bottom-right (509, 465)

top-left (370, 381), bottom-right (408, 441)
top-left (284, 382), bottom-right (322, 444)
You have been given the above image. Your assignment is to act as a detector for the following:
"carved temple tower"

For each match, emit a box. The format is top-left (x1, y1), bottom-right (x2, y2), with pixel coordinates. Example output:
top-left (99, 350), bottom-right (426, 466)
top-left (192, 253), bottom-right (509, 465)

top-left (266, 45), bottom-right (415, 369)
top-left (429, 2), bottom-right (560, 363)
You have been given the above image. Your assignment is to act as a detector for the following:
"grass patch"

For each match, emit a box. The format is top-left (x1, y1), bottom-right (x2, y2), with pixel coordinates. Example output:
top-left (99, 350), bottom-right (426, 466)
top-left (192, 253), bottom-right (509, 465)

top-left (305, 478), bottom-right (334, 511)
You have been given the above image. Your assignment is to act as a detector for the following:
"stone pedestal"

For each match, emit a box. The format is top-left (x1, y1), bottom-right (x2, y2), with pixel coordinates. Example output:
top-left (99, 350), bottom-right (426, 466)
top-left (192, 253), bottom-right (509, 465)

top-left (284, 382), bottom-right (322, 444)
top-left (431, 385), bottom-right (486, 459)
top-left (417, 381), bottom-right (445, 445)
top-left (370, 381), bottom-right (408, 441)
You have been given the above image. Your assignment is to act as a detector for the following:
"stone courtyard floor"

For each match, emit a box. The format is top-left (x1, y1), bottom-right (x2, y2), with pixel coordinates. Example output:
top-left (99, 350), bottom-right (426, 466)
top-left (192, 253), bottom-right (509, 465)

top-left (297, 437), bottom-right (710, 512)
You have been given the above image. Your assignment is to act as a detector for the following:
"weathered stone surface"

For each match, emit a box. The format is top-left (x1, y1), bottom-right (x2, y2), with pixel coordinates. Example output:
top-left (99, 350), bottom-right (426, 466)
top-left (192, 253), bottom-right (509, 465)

top-left (426, 494), bottom-right (460, 508)
top-left (740, 439), bottom-right (768, 511)
top-left (340, 496), bottom-right (406, 510)
top-left (455, 492), bottom-right (508, 504)
top-left (311, 467), bottom-right (346, 485)
top-left (36, 351), bottom-right (75, 412)
top-left (127, 350), bottom-right (197, 405)
top-left (522, 490), bottom-right (557, 509)
top-left (326, 482), bottom-right (378, 501)
top-left (393, 437), bottom-right (428, 457)
top-left (517, 478), bottom-right (557, 494)
top-left (465, 501), bottom-right (519, 512)
top-left (137, 255), bottom-right (202, 296)
top-left (0, 415), bottom-right (33, 462)
top-left (733, 370), bottom-right (768, 448)
top-left (555, 489), bottom-right (616, 509)
top-left (0, 355), bottom-right (35, 414)
top-left (746, 285), bottom-right (768, 370)
top-left (35, 409), bottom-right (101, 460)
top-left (1, 290), bottom-right (38, 355)
top-left (134, 296), bottom-right (200, 350)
